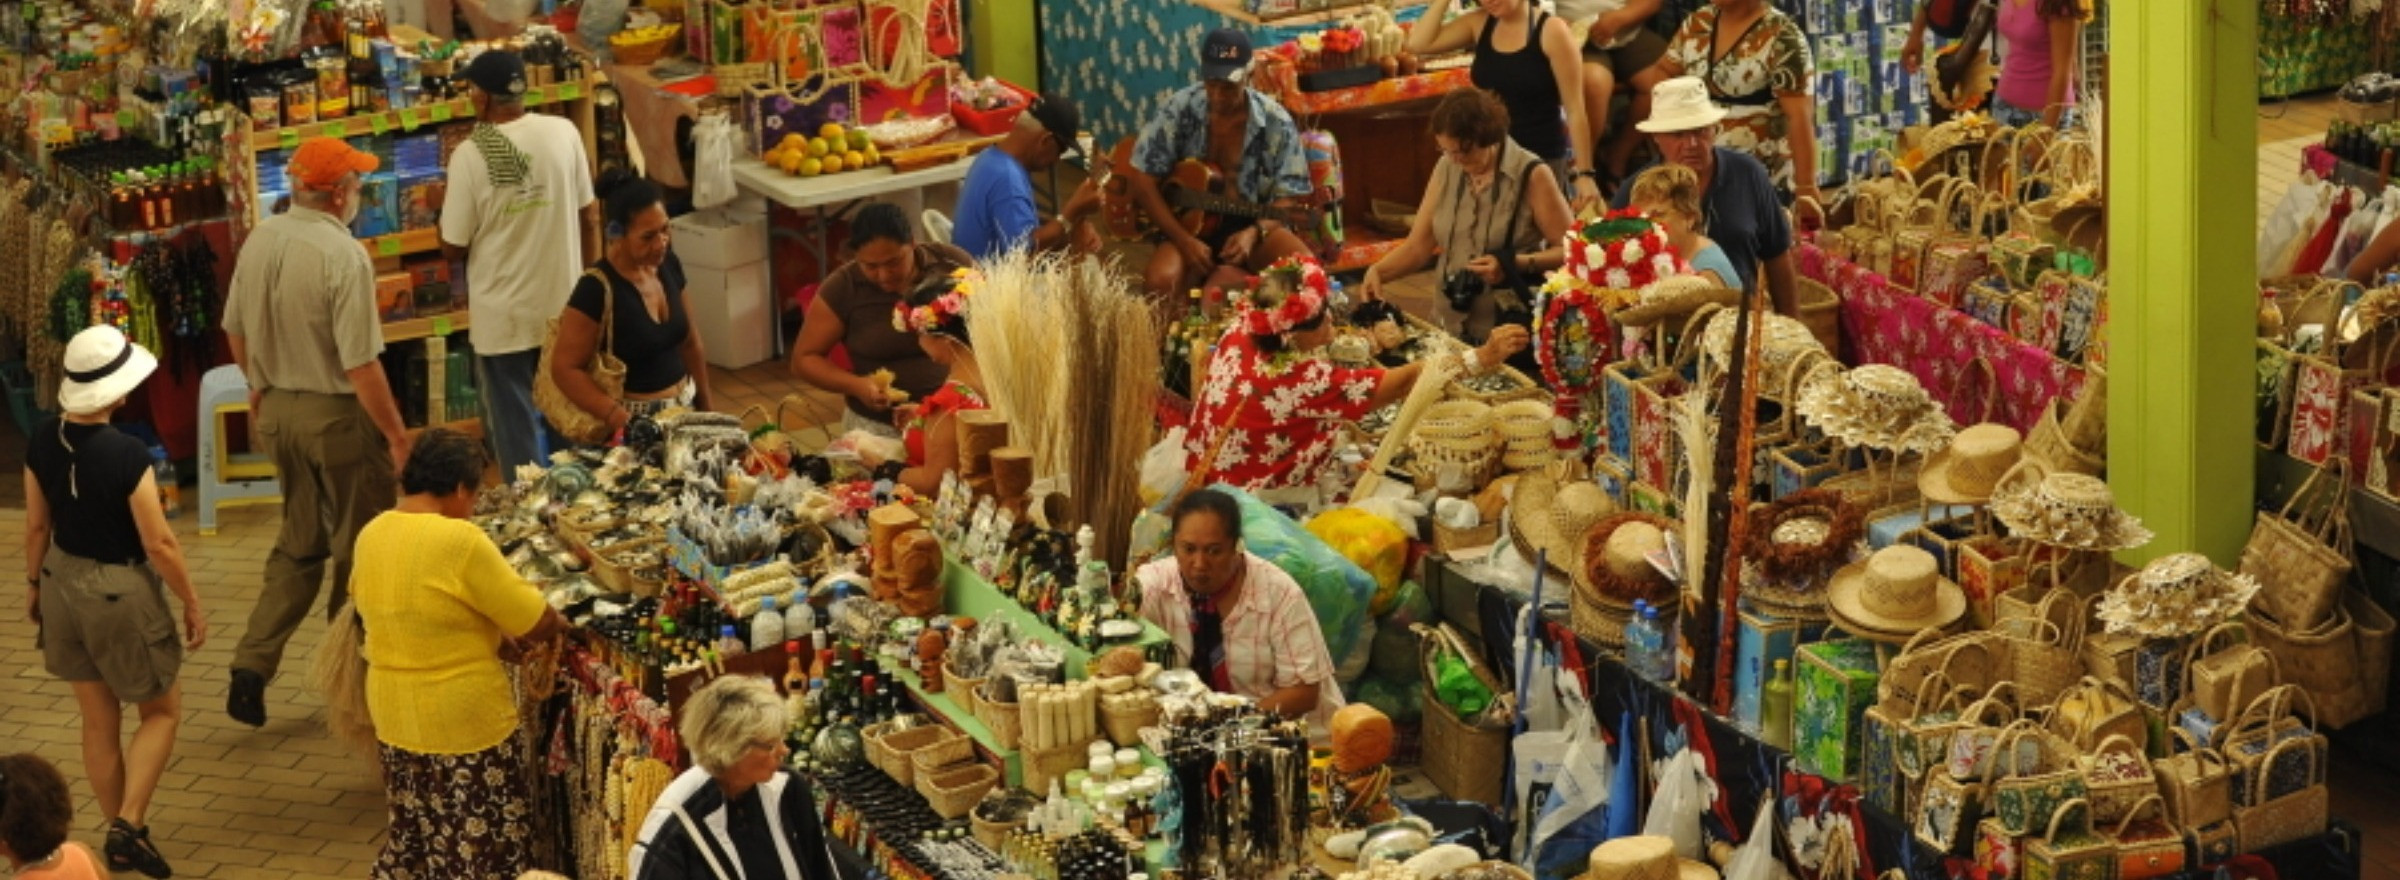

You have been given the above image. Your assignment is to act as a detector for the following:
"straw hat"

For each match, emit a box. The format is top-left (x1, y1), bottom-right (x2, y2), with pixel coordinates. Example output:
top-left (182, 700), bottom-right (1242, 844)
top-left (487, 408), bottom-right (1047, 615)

top-left (1795, 364), bottom-right (1957, 454)
top-left (1996, 396), bottom-right (2105, 497)
top-left (1585, 835), bottom-right (1718, 880)
top-left (1918, 423), bottom-right (2024, 505)
top-left (1827, 545), bottom-right (1968, 642)
top-left (1990, 472), bottom-right (2152, 552)
top-left (1613, 275), bottom-right (1742, 327)
top-left (1925, 48), bottom-right (1998, 113)
top-left (2096, 553), bottom-right (2263, 640)
top-left (1698, 308), bottom-right (1830, 398)
top-left (1575, 512), bottom-right (1680, 610)
top-left (1636, 77), bottom-right (1729, 134)
top-left (1509, 464), bottom-right (1613, 573)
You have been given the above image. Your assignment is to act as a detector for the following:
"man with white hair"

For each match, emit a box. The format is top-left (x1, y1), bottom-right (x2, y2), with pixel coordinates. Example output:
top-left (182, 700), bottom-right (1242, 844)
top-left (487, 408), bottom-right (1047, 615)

top-left (220, 136), bottom-right (409, 728)
top-left (1610, 76), bottom-right (1799, 315)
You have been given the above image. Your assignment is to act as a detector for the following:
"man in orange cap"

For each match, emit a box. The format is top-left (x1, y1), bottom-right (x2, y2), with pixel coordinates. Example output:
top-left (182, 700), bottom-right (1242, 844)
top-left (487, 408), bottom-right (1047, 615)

top-left (220, 136), bottom-right (408, 727)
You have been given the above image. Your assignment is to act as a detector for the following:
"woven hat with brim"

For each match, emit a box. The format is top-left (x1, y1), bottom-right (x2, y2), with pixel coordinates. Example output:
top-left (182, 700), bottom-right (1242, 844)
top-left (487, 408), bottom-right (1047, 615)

top-left (1586, 835), bottom-right (1718, 880)
top-left (1827, 545), bottom-right (1968, 643)
top-left (1919, 423), bottom-right (2024, 505)
top-left (1795, 364), bottom-right (1957, 454)
top-left (57, 325), bottom-right (159, 415)
top-left (1613, 275), bottom-right (1741, 327)
top-left (2096, 552), bottom-right (2264, 640)
top-left (1509, 463), bottom-right (1612, 574)
top-left (1636, 77), bottom-right (1728, 134)
top-left (1995, 396), bottom-right (2104, 497)
top-left (1575, 512), bottom-right (1679, 610)
top-left (1742, 488), bottom-right (1864, 613)
top-left (1925, 47), bottom-right (1998, 113)
top-left (1991, 472), bottom-right (2152, 552)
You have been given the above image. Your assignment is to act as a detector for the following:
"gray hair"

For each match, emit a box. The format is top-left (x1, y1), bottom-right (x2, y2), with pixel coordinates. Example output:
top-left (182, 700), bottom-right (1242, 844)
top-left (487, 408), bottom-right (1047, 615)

top-left (679, 675), bottom-right (788, 775)
top-left (288, 174), bottom-right (353, 210)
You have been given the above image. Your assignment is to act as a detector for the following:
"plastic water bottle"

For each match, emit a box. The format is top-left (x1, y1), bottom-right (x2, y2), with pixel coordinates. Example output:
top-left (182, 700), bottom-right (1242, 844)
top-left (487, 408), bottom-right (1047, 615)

top-left (1645, 605), bottom-right (1675, 683)
top-left (1626, 600), bottom-right (1659, 681)
top-left (750, 595), bottom-right (787, 653)
top-left (789, 587), bottom-right (817, 637)
top-left (717, 624), bottom-right (747, 657)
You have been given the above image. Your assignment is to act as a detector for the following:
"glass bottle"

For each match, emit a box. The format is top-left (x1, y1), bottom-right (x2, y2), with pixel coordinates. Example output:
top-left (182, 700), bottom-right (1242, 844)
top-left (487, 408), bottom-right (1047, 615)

top-left (1761, 658), bottom-right (1795, 750)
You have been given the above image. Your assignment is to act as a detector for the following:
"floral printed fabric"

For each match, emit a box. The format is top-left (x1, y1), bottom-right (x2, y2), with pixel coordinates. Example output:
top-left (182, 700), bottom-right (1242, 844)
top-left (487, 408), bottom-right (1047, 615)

top-left (375, 740), bottom-right (533, 880)
top-left (1662, 6), bottom-right (1814, 190)
top-left (1184, 326), bottom-right (1385, 492)
top-left (1801, 244), bottom-right (2086, 433)
top-left (1132, 84), bottom-right (1315, 207)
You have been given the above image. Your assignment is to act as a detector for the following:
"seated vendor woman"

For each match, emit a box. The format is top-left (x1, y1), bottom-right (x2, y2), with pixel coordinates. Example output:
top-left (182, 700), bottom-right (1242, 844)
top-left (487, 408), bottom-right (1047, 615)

top-left (1186, 256), bottom-right (1531, 494)
top-left (861, 272), bottom-right (989, 496)
top-left (1135, 489), bottom-right (1342, 723)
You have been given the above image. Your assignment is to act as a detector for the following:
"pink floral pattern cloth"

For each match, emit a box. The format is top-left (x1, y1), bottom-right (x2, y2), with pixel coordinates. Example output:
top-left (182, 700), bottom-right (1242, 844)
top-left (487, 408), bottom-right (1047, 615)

top-left (1800, 243), bottom-right (2086, 432)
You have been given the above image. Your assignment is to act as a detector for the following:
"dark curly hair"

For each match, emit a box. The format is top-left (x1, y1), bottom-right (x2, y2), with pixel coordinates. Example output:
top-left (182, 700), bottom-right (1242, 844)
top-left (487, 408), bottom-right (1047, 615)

top-left (1429, 89), bottom-right (1511, 151)
top-left (400, 428), bottom-right (488, 497)
top-left (0, 754), bottom-right (73, 866)
top-left (596, 167), bottom-right (665, 235)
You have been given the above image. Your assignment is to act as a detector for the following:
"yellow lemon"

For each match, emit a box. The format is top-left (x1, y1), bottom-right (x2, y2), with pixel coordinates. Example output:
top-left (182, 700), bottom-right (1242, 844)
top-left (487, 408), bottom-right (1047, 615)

top-left (819, 122), bottom-right (847, 141)
top-left (777, 151), bottom-right (804, 174)
top-left (846, 129), bottom-right (871, 152)
top-left (806, 137), bottom-right (830, 158)
top-left (820, 154), bottom-right (845, 174)
top-left (843, 150), bottom-right (866, 169)
top-left (863, 144), bottom-right (881, 165)
top-left (798, 156), bottom-right (823, 177)
top-left (780, 133), bottom-right (806, 150)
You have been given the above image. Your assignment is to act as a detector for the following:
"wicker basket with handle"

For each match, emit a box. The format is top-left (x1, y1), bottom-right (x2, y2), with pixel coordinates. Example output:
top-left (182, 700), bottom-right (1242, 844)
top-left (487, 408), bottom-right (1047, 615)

top-left (909, 730), bottom-right (976, 779)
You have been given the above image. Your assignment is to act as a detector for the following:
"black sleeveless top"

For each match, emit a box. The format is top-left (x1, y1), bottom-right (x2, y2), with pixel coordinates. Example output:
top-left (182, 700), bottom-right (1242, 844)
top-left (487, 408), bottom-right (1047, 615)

top-left (1472, 10), bottom-right (1566, 161)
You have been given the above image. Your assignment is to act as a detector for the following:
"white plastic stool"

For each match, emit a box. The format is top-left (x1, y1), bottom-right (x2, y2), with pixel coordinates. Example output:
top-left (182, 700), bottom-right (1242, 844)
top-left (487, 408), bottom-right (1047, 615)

top-left (921, 209), bottom-right (954, 246)
top-left (197, 365), bottom-right (281, 535)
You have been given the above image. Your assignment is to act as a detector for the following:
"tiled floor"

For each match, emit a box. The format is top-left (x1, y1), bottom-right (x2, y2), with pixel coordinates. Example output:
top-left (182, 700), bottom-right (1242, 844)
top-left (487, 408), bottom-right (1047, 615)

top-left (2, 93), bottom-right (2395, 880)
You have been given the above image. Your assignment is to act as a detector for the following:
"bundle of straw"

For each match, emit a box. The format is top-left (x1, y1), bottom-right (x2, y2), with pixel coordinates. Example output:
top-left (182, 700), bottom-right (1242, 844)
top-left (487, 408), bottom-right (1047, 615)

top-left (965, 252), bottom-right (1159, 567)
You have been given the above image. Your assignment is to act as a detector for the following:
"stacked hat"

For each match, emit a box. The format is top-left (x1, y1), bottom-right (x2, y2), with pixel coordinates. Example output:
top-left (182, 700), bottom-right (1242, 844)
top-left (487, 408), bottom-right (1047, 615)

top-left (1918, 423), bottom-right (2024, 506)
top-left (1508, 462), bottom-right (1615, 578)
top-left (2096, 553), bottom-right (2261, 640)
top-left (1827, 545), bottom-right (1969, 644)
top-left (1492, 399), bottom-right (1558, 471)
top-left (1990, 471), bottom-right (2151, 552)
top-left (1585, 835), bottom-right (1718, 880)
top-left (1795, 364), bottom-right (1957, 455)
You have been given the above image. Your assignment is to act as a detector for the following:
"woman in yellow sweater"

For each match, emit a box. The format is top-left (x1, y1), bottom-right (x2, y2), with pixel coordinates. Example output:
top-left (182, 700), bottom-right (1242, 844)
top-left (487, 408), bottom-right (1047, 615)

top-left (349, 428), bottom-right (565, 879)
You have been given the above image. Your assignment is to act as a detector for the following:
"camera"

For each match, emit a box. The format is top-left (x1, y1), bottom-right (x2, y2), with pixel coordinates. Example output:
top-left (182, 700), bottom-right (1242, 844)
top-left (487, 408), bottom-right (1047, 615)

top-left (1440, 270), bottom-right (1485, 312)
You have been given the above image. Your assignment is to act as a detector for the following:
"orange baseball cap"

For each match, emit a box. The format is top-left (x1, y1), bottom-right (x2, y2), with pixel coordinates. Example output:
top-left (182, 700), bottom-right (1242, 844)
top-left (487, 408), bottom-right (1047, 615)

top-left (288, 137), bottom-right (379, 191)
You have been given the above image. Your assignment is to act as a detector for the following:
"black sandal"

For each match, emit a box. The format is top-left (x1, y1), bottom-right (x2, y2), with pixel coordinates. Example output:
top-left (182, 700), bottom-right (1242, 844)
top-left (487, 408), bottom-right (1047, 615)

top-left (104, 819), bottom-right (174, 879)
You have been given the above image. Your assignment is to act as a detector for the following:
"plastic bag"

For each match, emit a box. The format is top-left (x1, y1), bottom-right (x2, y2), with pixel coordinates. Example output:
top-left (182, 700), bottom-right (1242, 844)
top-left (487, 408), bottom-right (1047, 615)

top-left (1433, 651), bottom-right (1491, 718)
top-left (1723, 795), bottom-right (1795, 880)
top-left (1138, 427), bottom-right (1190, 506)
top-left (1335, 618), bottom-right (1376, 683)
top-left (691, 115), bottom-right (739, 210)
top-left (576, 0), bottom-right (633, 61)
top-left (1514, 606), bottom-right (1564, 734)
top-left (1351, 674), bottom-right (1423, 723)
top-left (1380, 580), bottom-right (1434, 631)
top-left (1306, 507), bottom-right (1410, 612)
top-left (1220, 485), bottom-right (1377, 665)
top-left (1527, 676), bottom-right (1611, 880)
top-left (1642, 747), bottom-right (1711, 860)
top-left (2257, 180), bottom-right (2333, 279)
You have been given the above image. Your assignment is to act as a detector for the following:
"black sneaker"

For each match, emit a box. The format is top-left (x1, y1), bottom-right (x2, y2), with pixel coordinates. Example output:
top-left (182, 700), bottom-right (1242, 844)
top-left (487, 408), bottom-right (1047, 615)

top-left (227, 669), bottom-right (266, 728)
top-left (104, 819), bottom-right (173, 878)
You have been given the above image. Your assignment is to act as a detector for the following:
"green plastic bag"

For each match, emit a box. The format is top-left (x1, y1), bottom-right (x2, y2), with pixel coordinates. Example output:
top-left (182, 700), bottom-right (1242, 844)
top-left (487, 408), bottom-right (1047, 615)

top-left (1435, 651), bottom-right (1494, 719)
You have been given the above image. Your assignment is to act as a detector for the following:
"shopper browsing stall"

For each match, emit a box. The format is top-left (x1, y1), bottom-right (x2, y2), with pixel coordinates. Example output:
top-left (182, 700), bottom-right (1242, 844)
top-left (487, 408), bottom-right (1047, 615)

top-left (628, 676), bottom-right (839, 880)
top-left (1134, 489), bottom-right (1342, 723)
top-left (789, 203), bottom-right (973, 437)
top-left (1615, 0), bottom-right (1820, 198)
top-left (952, 93), bottom-right (1102, 261)
top-left (440, 49), bottom-right (600, 474)
top-left (862, 271), bottom-right (990, 495)
top-left (347, 428), bottom-right (566, 879)
top-left (221, 136), bottom-right (409, 729)
top-left (1186, 257), bottom-right (1530, 493)
top-left (1609, 78), bottom-right (1798, 313)
top-left (1402, 0), bottom-right (1601, 207)
top-left (551, 170), bottom-right (714, 431)
top-left (22, 327), bottom-right (203, 879)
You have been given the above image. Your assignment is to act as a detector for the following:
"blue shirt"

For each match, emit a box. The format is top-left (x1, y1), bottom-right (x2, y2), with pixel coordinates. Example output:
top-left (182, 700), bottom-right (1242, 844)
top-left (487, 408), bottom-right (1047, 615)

top-left (1611, 148), bottom-right (1791, 294)
top-left (1688, 242), bottom-right (1743, 289)
top-left (951, 148), bottom-right (1040, 261)
top-left (1132, 84), bottom-right (1313, 206)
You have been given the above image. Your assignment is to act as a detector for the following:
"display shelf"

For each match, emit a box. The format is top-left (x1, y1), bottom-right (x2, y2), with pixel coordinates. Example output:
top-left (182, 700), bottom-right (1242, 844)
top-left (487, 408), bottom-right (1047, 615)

top-left (361, 227), bottom-right (443, 260)
top-left (247, 80), bottom-right (593, 150)
top-left (383, 310), bottom-right (470, 342)
top-left (1184, 0), bottom-right (1426, 27)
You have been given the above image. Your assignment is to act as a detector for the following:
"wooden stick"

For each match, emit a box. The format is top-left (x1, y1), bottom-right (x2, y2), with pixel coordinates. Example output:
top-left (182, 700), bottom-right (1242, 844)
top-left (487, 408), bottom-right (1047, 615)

top-left (1712, 296), bottom-right (1770, 715)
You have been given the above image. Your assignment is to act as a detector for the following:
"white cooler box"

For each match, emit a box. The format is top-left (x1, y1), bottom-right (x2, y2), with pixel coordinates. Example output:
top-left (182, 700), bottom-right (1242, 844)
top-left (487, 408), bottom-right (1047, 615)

top-left (673, 209), bottom-right (773, 369)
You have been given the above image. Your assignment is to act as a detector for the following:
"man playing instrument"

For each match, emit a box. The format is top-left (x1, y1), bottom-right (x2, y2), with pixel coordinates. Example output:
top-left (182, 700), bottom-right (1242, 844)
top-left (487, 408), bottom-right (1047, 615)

top-left (1127, 28), bottom-right (1317, 305)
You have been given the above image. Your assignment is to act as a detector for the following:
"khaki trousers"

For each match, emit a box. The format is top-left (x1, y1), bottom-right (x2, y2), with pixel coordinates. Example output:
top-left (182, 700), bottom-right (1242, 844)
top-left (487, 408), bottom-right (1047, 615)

top-left (232, 389), bottom-right (396, 679)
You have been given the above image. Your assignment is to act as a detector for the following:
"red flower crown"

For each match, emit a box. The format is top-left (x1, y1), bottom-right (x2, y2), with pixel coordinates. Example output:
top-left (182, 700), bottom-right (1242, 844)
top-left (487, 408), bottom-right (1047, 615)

top-left (894, 267), bottom-right (977, 335)
top-left (1241, 255), bottom-right (1331, 337)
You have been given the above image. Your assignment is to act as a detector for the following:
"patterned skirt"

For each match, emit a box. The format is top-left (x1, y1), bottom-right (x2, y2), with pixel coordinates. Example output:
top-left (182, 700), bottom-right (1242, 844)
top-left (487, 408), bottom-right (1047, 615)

top-left (376, 739), bottom-right (534, 880)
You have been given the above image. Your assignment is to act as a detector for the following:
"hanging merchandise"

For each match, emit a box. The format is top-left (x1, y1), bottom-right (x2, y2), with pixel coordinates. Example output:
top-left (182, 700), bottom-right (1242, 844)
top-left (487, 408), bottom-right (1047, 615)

top-left (1523, 675), bottom-right (1611, 880)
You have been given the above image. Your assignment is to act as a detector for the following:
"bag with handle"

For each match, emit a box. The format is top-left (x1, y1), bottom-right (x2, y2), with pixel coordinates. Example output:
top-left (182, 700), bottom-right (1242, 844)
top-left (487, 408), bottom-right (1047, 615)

top-left (2239, 464), bottom-right (2355, 630)
top-left (1987, 723), bottom-right (2086, 838)
top-left (532, 268), bottom-right (627, 447)
top-left (2076, 733), bottom-right (2155, 826)
top-left (2183, 621), bottom-right (2279, 724)
top-left (2150, 729), bottom-right (2233, 829)
top-left (2105, 794), bottom-right (2186, 880)
top-left (2047, 675), bottom-right (2144, 751)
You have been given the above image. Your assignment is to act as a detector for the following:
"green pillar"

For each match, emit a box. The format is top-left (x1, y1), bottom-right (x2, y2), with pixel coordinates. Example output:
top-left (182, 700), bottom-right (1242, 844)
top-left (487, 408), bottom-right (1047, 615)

top-left (967, 0), bottom-right (1039, 91)
top-left (2106, 0), bottom-right (2256, 565)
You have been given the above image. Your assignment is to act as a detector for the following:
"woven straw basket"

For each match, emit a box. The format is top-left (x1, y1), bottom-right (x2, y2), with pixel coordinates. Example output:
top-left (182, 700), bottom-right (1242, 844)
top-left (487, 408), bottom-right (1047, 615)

top-left (1407, 400), bottom-right (1501, 486)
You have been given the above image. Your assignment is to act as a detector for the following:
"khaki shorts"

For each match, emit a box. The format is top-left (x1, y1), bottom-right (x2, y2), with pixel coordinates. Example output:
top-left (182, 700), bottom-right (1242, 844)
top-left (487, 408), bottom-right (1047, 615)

top-left (1581, 27), bottom-right (1669, 81)
top-left (38, 548), bottom-right (182, 704)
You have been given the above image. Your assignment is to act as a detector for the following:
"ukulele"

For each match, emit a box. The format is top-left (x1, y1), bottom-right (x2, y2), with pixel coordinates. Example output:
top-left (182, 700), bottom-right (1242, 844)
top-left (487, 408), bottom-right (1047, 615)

top-left (1097, 136), bottom-right (1313, 242)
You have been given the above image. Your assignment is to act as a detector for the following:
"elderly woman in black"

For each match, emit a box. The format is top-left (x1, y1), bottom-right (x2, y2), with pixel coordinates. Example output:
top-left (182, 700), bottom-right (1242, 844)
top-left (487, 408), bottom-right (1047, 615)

top-left (628, 675), bottom-right (838, 880)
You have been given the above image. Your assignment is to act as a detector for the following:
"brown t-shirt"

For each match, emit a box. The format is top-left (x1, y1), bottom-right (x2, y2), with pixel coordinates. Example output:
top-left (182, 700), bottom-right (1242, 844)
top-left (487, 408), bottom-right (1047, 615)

top-left (817, 242), bottom-right (971, 418)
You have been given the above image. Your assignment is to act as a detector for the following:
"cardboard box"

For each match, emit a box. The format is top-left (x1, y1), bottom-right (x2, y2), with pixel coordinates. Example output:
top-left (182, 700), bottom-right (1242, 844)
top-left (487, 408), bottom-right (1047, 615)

top-left (1734, 603), bottom-right (1831, 730)
top-left (685, 260), bottom-right (775, 368)
top-left (375, 272), bottom-right (414, 322)
top-left (670, 209), bottom-right (769, 270)
top-left (1795, 639), bottom-right (1882, 780)
top-left (2337, 96), bottom-right (2399, 125)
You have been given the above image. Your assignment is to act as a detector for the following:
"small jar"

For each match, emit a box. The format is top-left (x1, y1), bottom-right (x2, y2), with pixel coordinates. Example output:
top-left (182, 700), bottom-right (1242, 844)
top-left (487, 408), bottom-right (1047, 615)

top-left (1087, 755), bottom-right (1116, 779)
top-left (1113, 749), bottom-right (1140, 779)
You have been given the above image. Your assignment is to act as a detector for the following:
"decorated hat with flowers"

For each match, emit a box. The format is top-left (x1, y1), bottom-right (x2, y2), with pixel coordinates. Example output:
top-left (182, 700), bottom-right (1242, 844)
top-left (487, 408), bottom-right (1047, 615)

top-left (1242, 255), bottom-right (1331, 337)
top-left (1564, 209), bottom-right (1687, 291)
top-left (2096, 552), bottom-right (2261, 640)
top-left (894, 266), bottom-right (978, 336)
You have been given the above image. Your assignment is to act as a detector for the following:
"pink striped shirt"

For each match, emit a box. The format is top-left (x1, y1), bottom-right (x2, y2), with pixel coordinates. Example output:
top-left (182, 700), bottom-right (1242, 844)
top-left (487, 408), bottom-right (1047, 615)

top-left (1136, 553), bottom-right (1345, 725)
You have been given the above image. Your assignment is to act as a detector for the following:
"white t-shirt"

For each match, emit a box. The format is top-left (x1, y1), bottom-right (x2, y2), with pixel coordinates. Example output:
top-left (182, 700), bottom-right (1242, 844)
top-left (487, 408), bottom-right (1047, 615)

top-left (440, 113), bottom-right (595, 355)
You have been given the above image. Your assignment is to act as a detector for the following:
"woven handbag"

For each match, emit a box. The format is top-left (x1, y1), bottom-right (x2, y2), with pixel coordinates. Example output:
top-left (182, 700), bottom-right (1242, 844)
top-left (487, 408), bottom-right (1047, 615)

top-left (2219, 686), bottom-right (2327, 809)
top-left (1989, 723), bottom-right (2086, 838)
top-left (1915, 735), bottom-right (1994, 857)
top-left (2184, 621), bottom-right (2279, 723)
top-left (2047, 675), bottom-right (2144, 751)
top-left (2018, 798), bottom-right (2113, 880)
top-left (2231, 736), bottom-right (2330, 853)
top-left (532, 268), bottom-right (627, 446)
top-left (2105, 794), bottom-right (2186, 880)
top-left (2150, 729), bottom-right (2233, 830)
top-left (2076, 733), bottom-right (2156, 826)
top-left (1999, 590), bottom-right (2086, 708)
top-left (2244, 603), bottom-right (2359, 723)
top-left (2239, 464), bottom-right (2356, 631)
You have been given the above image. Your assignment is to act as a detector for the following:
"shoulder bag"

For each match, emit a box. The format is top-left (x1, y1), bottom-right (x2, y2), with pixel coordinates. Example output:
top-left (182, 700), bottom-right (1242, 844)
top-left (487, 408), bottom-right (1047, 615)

top-left (534, 268), bottom-right (627, 446)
